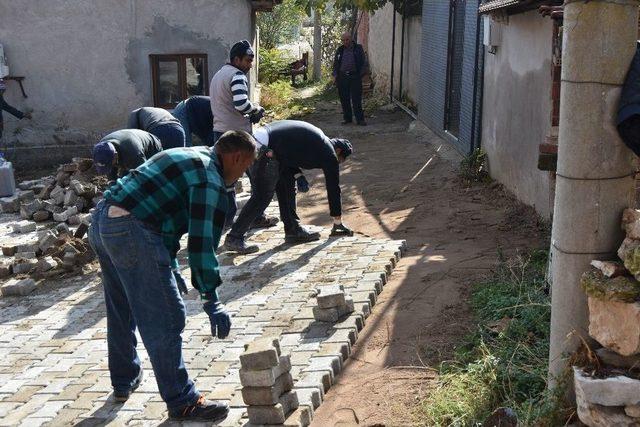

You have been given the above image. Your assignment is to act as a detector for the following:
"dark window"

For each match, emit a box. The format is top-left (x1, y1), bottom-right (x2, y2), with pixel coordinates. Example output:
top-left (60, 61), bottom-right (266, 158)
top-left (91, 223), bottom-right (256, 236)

top-left (150, 54), bottom-right (208, 108)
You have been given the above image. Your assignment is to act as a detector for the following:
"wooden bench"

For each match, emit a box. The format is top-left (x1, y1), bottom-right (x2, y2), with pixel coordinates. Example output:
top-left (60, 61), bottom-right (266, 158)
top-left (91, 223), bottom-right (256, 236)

top-left (280, 52), bottom-right (308, 86)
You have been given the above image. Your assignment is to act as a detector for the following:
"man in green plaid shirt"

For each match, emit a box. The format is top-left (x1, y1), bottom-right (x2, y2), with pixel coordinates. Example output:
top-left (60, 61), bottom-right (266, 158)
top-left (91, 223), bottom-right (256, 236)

top-left (88, 131), bottom-right (256, 422)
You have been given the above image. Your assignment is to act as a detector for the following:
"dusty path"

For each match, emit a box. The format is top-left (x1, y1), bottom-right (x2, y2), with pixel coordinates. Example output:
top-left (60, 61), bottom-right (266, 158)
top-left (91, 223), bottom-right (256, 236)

top-left (292, 101), bottom-right (549, 426)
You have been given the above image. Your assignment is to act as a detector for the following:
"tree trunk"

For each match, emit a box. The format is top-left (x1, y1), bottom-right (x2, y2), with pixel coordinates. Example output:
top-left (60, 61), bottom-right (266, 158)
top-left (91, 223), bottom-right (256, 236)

top-left (313, 8), bottom-right (322, 81)
top-left (548, 0), bottom-right (639, 392)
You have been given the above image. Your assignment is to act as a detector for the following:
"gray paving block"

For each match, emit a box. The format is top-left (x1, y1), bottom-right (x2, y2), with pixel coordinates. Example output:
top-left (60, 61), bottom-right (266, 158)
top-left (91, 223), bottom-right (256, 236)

top-left (240, 355), bottom-right (291, 387)
top-left (241, 372), bottom-right (293, 406)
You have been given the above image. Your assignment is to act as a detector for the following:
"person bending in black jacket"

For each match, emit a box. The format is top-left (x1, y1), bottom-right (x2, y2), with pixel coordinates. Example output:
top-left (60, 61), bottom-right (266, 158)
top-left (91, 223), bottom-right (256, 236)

top-left (93, 129), bottom-right (163, 181)
top-left (223, 120), bottom-right (353, 254)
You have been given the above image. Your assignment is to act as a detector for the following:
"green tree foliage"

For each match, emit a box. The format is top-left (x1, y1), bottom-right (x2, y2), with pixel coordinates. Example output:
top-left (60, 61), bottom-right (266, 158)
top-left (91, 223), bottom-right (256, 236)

top-left (257, 0), bottom-right (306, 50)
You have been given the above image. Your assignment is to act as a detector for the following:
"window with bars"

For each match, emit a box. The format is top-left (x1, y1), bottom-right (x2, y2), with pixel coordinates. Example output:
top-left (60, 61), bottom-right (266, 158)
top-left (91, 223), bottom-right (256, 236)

top-left (150, 54), bottom-right (208, 108)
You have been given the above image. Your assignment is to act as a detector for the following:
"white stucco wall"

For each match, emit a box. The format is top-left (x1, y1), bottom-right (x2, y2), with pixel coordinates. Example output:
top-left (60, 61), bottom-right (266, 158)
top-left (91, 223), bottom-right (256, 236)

top-left (481, 10), bottom-right (555, 219)
top-left (0, 0), bottom-right (256, 165)
top-left (367, 3), bottom-right (422, 107)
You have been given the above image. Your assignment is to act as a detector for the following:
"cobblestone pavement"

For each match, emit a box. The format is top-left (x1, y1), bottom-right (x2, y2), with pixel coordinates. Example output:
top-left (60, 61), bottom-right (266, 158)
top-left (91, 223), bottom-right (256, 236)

top-left (0, 205), bottom-right (405, 426)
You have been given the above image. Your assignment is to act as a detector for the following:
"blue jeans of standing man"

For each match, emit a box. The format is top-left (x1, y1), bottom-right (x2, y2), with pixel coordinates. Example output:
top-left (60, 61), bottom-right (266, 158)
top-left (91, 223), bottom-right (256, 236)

top-left (88, 201), bottom-right (199, 410)
top-left (150, 123), bottom-right (186, 149)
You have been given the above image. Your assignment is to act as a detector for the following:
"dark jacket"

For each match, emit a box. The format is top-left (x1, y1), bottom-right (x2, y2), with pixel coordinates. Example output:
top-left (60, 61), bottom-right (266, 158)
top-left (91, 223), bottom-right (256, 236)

top-left (618, 42), bottom-right (640, 126)
top-left (127, 107), bottom-right (181, 132)
top-left (266, 120), bottom-right (343, 217)
top-left (184, 96), bottom-right (214, 141)
top-left (332, 43), bottom-right (366, 77)
top-left (100, 129), bottom-right (163, 180)
top-left (0, 93), bottom-right (25, 138)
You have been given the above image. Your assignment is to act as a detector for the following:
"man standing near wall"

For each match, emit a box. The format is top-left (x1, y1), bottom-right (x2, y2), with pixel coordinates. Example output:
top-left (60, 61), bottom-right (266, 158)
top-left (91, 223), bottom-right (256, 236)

top-left (333, 32), bottom-right (367, 126)
top-left (127, 107), bottom-right (186, 149)
top-left (210, 40), bottom-right (275, 230)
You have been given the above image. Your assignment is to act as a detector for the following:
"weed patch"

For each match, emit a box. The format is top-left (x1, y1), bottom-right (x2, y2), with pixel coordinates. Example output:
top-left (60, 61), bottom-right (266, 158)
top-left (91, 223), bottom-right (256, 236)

top-left (419, 250), bottom-right (573, 426)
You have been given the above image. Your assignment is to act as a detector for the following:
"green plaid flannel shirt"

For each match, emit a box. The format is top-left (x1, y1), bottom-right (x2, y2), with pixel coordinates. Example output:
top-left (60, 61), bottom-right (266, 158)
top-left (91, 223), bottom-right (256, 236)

top-left (103, 147), bottom-right (229, 301)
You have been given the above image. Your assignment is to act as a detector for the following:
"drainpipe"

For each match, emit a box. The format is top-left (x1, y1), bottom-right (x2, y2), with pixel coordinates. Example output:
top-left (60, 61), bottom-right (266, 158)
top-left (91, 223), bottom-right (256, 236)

top-left (398, 3), bottom-right (406, 102)
top-left (390, 0), bottom-right (397, 101)
top-left (548, 0), bottom-right (640, 387)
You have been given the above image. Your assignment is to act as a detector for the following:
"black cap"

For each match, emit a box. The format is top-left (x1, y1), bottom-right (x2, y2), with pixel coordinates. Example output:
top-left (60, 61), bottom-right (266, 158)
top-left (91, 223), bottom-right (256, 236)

top-left (331, 138), bottom-right (353, 158)
top-left (230, 40), bottom-right (255, 61)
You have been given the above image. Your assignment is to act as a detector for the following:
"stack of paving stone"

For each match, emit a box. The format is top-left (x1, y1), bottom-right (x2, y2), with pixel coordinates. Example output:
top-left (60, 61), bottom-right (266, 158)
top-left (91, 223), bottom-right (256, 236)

top-left (312, 285), bottom-right (354, 322)
top-left (0, 157), bottom-right (104, 226)
top-left (240, 338), bottom-right (311, 426)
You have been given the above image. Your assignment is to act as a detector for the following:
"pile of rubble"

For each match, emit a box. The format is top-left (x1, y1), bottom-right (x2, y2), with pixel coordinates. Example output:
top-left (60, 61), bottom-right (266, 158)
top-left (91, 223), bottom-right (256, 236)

top-left (577, 208), bottom-right (640, 425)
top-left (0, 157), bottom-right (105, 225)
top-left (239, 338), bottom-right (311, 426)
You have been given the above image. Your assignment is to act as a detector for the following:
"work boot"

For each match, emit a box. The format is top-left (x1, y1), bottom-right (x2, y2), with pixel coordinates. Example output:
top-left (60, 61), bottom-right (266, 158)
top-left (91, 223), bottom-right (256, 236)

top-left (169, 396), bottom-right (229, 422)
top-left (285, 226), bottom-right (321, 243)
top-left (113, 368), bottom-right (143, 402)
top-left (224, 235), bottom-right (259, 254)
top-left (250, 215), bottom-right (279, 230)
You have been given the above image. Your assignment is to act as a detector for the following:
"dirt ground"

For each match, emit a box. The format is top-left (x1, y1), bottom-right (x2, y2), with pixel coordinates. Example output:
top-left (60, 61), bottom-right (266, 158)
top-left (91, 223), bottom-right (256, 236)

top-left (291, 100), bottom-right (549, 426)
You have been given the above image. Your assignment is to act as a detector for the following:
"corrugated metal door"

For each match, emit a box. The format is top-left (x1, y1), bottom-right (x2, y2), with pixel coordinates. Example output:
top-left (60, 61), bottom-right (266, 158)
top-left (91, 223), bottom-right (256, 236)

top-left (444, 0), bottom-right (466, 139)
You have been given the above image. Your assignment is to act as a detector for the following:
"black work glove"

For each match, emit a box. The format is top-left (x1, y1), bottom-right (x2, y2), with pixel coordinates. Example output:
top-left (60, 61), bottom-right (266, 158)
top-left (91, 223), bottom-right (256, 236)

top-left (172, 269), bottom-right (189, 295)
top-left (250, 107), bottom-right (266, 124)
top-left (296, 174), bottom-right (310, 193)
top-left (203, 300), bottom-right (232, 339)
top-left (331, 223), bottom-right (354, 237)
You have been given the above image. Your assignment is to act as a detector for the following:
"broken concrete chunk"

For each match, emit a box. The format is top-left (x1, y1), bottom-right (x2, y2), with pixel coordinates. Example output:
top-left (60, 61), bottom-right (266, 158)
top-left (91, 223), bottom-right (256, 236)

top-left (282, 405), bottom-right (312, 427)
top-left (588, 297), bottom-right (640, 356)
top-left (20, 199), bottom-right (44, 219)
top-left (74, 158), bottom-right (94, 172)
top-left (574, 366), bottom-right (640, 407)
top-left (246, 390), bottom-right (299, 425)
top-left (61, 163), bottom-right (78, 173)
top-left (2, 245), bottom-right (17, 256)
top-left (240, 355), bottom-right (292, 387)
top-left (69, 180), bottom-right (85, 196)
top-left (17, 190), bottom-right (35, 202)
top-left (0, 261), bottom-right (12, 278)
top-left (67, 214), bottom-right (81, 226)
top-left (55, 223), bottom-right (71, 235)
top-left (50, 186), bottom-right (65, 205)
top-left (241, 338), bottom-right (282, 370)
top-left (32, 210), bottom-right (50, 222)
top-left (12, 259), bottom-right (38, 275)
top-left (37, 256), bottom-right (58, 273)
top-left (15, 252), bottom-right (36, 260)
top-left (62, 253), bottom-right (77, 270)
top-left (0, 195), bottom-right (20, 213)
top-left (38, 231), bottom-right (58, 253)
top-left (581, 269), bottom-right (640, 303)
top-left (43, 199), bottom-right (62, 214)
top-left (622, 208), bottom-right (640, 240)
top-left (1, 278), bottom-right (36, 296)
top-left (11, 221), bottom-right (36, 234)
top-left (591, 260), bottom-right (627, 278)
top-left (63, 190), bottom-right (79, 207)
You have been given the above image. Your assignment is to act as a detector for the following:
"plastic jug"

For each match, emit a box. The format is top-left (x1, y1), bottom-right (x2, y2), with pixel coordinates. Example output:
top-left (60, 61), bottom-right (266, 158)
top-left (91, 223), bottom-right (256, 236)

top-left (0, 154), bottom-right (16, 197)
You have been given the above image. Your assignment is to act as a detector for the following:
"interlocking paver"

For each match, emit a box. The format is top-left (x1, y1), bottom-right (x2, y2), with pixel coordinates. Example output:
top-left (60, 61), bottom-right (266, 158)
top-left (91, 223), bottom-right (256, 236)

top-left (0, 205), bottom-right (404, 425)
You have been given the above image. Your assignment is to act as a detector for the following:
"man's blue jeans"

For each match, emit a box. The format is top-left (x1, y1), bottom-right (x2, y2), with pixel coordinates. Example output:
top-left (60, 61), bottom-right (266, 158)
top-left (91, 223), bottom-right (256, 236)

top-left (150, 124), bottom-right (186, 149)
top-left (88, 201), bottom-right (199, 410)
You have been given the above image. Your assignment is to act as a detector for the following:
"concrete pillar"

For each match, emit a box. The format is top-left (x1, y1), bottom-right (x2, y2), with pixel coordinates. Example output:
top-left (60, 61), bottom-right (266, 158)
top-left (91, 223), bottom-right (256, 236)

top-left (548, 0), bottom-right (639, 386)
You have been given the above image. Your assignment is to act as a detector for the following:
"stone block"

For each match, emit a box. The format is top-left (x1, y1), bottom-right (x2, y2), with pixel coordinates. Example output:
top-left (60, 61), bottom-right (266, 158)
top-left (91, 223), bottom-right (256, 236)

top-left (240, 338), bottom-right (282, 370)
top-left (2, 245), bottom-right (17, 256)
top-left (0, 261), bottom-right (12, 278)
top-left (43, 200), bottom-right (63, 214)
top-left (590, 260), bottom-right (627, 278)
top-left (622, 209), bottom-right (640, 240)
top-left (67, 214), bottom-right (81, 226)
top-left (69, 180), bottom-right (85, 196)
top-left (63, 253), bottom-right (77, 269)
top-left (581, 270), bottom-right (640, 303)
top-left (12, 259), bottom-right (37, 274)
top-left (74, 198), bottom-right (86, 213)
top-left (20, 200), bottom-right (43, 219)
top-left (15, 251), bottom-right (36, 260)
top-left (14, 221), bottom-right (36, 234)
top-left (0, 195), bottom-right (20, 213)
top-left (63, 191), bottom-right (79, 207)
top-left (1, 278), bottom-right (36, 296)
top-left (61, 163), bottom-right (78, 173)
top-left (32, 210), bottom-right (50, 222)
top-left (74, 222), bottom-right (89, 239)
top-left (576, 385), bottom-right (639, 426)
top-left (38, 231), bottom-right (58, 253)
top-left (282, 405), bottom-right (312, 427)
top-left (50, 186), bottom-right (65, 205)
top-left (241, 372), bottom-right (294, 406)
top-left (313, 297), bottom-right (354, 323)
top-left (574, 366), bottom-right (640, 407)
top-left (588, 297), bottom-right (640, 356)
top-left (37, 257), bottom-right (58, 273)
top-left (17, 242), bottom-right (38, 253)
top-left (316, 287), bottom-right (346, 309)
top-left (240, 355), bottom-right (291, 387)
top-left (596, 348), bottom-right (640, 371)
top-left (74, 158), bottom-right (94, 172)
top-left (294, 387), bottom-right (322, 410)
top-left (17, 190), bottom-right (35, 202)
top-left (246, 390), bottom-right (299, 425)
top-left (625, 405), bottom-right (640, 418)
top-left (55, 223), bottom-right (71, 235)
